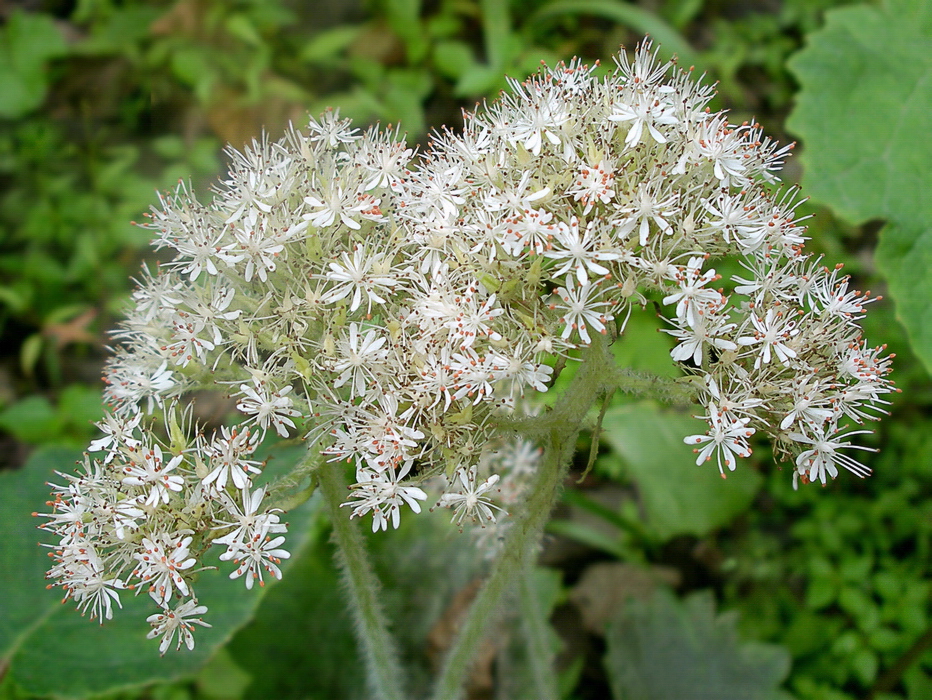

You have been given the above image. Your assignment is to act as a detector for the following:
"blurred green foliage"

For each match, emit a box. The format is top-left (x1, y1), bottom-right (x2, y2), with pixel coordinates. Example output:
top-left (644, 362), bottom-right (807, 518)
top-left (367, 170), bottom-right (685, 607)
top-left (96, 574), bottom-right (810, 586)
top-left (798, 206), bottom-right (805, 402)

top-left (1, 1), bottom-right (930, 699)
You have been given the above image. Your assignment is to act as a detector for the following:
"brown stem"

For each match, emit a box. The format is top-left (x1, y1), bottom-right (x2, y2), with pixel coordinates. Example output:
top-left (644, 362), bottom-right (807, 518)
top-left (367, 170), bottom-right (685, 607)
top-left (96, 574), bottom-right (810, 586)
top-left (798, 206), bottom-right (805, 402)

top-left (864, 624), bottom-right (932, 700)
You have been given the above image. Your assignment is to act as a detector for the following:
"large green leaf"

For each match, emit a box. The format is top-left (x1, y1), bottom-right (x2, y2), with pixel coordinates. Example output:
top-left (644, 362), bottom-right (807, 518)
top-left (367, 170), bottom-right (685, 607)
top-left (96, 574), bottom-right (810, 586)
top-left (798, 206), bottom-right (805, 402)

top-left (0, 448), bottom-right (80, 665)
top-left (3, 445), bottom-right (319, 698)
top-left (0, 11), bottom-right (68, 119)
top-left (787, 0), bottom-right (932, 372)
top-left (604, 589), bottom-right (792, 700)
top-left (227, 529), bottom-right (366, 700)
top-left (599, 402), bottom-right (760, 540)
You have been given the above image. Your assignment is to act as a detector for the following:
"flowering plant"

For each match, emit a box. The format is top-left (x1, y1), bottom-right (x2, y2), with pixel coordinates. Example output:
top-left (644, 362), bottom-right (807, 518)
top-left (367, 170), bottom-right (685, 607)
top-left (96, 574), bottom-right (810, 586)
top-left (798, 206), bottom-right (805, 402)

top-left (39, 41), bottom-right (893, 695)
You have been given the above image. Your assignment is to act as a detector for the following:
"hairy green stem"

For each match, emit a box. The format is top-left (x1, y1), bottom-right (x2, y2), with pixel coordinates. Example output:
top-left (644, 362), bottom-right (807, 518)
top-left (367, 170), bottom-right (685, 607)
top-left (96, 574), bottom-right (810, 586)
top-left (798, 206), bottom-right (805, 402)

top-left (518, 562), bottom-right (560, 700)
top-left (496, 363), bottom-right (698, 436)
top-left (318, 462), bottom-right (406, 700)
top-left (431, 335), bottom-right (616, 700)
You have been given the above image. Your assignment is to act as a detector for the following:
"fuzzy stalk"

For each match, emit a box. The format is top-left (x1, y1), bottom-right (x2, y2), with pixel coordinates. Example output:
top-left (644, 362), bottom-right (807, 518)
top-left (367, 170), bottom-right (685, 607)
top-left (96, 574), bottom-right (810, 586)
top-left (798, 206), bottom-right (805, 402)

top-left (318, 461), bottom-right (406, 700)
top-left (518, 561), bottom-right (560, 700)
top-left (431, 334), bottom-right (616, 700)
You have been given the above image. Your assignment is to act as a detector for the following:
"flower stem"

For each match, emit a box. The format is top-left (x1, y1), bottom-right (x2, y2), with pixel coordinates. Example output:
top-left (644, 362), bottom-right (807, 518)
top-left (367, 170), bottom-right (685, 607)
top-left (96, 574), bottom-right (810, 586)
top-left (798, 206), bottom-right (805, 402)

top-left (432, 335), bottom-right (616, 700)
top-left (318, 461), bottom-right (406, 700)
top-left (518, 562), bottom-right (559, 700)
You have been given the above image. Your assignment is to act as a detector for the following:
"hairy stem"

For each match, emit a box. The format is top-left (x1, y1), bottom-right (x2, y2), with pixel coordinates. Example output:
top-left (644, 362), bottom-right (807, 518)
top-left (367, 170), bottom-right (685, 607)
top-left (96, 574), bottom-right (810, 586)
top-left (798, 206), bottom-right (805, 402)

top-left (318, 461), bottom-right (406, 700)
top-left (518, 562), bottom-right (560, 700)
top-left (431, 334), bottom-right (616, 700)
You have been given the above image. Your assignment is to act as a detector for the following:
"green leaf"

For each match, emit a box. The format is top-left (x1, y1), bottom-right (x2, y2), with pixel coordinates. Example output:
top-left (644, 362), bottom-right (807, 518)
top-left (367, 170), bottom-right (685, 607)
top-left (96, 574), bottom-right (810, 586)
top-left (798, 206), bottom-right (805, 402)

top-left (611, 309), bottom-right (679, 378)
top-left (905, 666), bottom-right (932, 700)
top-left (383, 68), bottom-right (432, 135)
top-left (875, 222), bottom-right (932, 373)
top-left (604, 589), bottom-right (791, 700)
top-left (385, 0), bottom-right (428, 63)
top-left (433, 41), bottom-right (476, 80)
top-left (299, 25), bottom-right (362, 63)
top-left (194, 648), bottom-right (252, 699)
top-left (0, 286), bottom-right (27, 314)
top-left (227, 529), bottom-right (365, 700)
top-left (787, 0), bottom-right (932, 372)
top-left (0, 447), bottom-right (82, 664)
top-left (547, 519), bottom-right (631, 560)
top-left (56, 384), bottom-right (105, 434)
top-left (0, 11), bottom-right (69, 118)
top-left (454, 64), bottom-right (504, 98)
top-left (528, 0), bottom-right (699, 69)
top-left (599, 402), bottom-right (761, 540)
top-left (5, 447), bottom-right (320, 698)
top-left (225, 14), bottom-right (264, 47)
top-left (0, 396), bottom-right (59, 444)
top-left (18, 334), bottom-right (43, 377)
top-left (480, 0), bottom-right (512, 71)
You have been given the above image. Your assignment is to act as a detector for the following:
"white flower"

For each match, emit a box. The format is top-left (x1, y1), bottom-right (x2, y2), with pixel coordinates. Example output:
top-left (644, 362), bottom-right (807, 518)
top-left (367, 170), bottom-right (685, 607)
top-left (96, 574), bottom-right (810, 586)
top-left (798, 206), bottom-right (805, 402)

top-left (120, 444), bottom-right (185, 507)
top-left (445, 292), bottom-right (505, 349)
top-left (342, 462), bottom-right (428, 532)
top-left (213, 485), bottom-right (286, 551)
top-left (689, 115), bottom-right (749, 185)
top-left (568, 160), bottom-right (615, 213)
top-left (662, 257), bottom-right (723, 328)
top-left (232, 211), bottom-right (286, 283)
top-left (146, 600), bottom-right (211, 655)
top-left (684, 403), bottom-right (755, 476)
top-left (701, 191), bottom-right (760, 247)
top-left (303, 185), bottom-right (383, 231)
top-left (131, 533), bottom-right (197, 606)
top-left (612, 182), bottom-right (678, 246)
top-left (164, 315), bottom-right (215, 367)
top-left (608, 88), bottom-right (679, 147)
top-left (48, 540), bottom-right (125, 623)
top-left (104, 356), bottom-right (177, 414)
top-left (779, 376), bottom-right (835, 431)
top-left (507, 83), bottom-right (569, 155)
top-left (202, 425), bottom-right (263, 491)
top-left (544, 216), bottom-right (619, 286)
top-left (236, 381), bottom-right (301, 437)
top-left (550, 278), bottom-right (614, 345)
top-left (88, 410), bottom-right (142, 462)
top-left (329, 323), bottom-right (388, 398)
top-left (736, 308), bottom-right (800, 368)
top-left (322, 247), bottom-right (399, 313)
top-left (221, 531), bottom-right (291, 590)
top-left (438, 466), bottom-right (507, 527)
top-left (789, 426), bottom-right (875, 487)
top-left (666, 309), bottom-right (737, 367)
top-left (306, 109), bottom-right (360, 147)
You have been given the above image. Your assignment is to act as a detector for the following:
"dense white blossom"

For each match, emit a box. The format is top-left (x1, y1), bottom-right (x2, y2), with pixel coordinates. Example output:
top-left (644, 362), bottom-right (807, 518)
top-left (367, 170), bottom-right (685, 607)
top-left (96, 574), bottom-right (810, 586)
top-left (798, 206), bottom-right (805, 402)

top-left (40, 41), bottom-right (893, 652)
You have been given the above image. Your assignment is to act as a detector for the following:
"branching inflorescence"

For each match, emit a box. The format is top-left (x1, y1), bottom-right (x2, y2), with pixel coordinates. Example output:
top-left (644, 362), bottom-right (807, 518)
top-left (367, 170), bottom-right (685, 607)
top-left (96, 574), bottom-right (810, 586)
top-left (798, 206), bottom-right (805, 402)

top-left (38, 42), bottom-right (894, 654)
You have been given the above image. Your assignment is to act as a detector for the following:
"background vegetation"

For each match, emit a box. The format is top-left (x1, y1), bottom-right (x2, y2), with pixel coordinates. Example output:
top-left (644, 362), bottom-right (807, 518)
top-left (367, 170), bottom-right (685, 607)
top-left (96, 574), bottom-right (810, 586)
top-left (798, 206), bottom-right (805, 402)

top-left (2, 0), bottom-right (931, 698)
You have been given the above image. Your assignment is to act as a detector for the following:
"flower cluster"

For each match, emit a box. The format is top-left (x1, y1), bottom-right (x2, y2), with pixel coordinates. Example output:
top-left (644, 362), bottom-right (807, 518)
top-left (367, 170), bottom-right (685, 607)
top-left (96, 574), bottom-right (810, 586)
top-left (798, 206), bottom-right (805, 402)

top-left (39, 42), bottom-right (893, 653)
top-left (38, 403), bottom-right (289, 653)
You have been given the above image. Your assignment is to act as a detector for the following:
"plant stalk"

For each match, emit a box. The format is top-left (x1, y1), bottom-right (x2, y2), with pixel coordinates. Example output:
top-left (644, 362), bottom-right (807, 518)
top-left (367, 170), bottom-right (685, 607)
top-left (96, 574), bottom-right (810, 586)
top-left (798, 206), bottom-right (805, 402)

top-left (518, 562), bottom-right (560, 700)
top-left (318, 461), bottom-right (406, 700)
top-left (431, 334), bottom-right (616, 700)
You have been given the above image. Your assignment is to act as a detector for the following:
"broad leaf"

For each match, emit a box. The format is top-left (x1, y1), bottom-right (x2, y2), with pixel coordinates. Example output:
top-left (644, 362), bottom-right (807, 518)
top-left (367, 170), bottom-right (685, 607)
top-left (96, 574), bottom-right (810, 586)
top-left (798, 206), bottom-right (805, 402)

top-left (0, 11), bottom-right (68, 118)
top-left (227, 530), bottom-right (365, 700)
top-left (604, 589), bottom-right (792, 700)
top-left (4, 445), bottom-right (319, 698)
top-left (874, 222), bottom-right (932, 377)
top-left (787, 0), bottom-right (932, 372)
